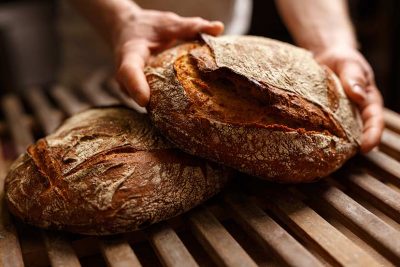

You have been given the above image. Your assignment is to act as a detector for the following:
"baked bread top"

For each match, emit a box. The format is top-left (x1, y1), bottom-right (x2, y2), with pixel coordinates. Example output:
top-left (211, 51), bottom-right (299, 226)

top-left (5, 107), bottom-right (229, 235)
top-left (146, 35), bottom-right (362, 183)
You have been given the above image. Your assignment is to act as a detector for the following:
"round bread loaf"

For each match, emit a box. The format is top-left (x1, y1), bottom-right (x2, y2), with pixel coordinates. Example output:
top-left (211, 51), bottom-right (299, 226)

top-left (5, 107), bottom-right (229, 235)
top-left (146, 34), bottom-right (362, 183)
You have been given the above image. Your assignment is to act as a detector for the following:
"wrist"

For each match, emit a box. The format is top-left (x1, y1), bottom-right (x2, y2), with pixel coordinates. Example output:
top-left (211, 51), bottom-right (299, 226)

top-left (68, 0), bottom-right (143, 48)
top-left (300, 29), bottom-right (358, 54)
top-left (110, 3), bottom-right (143, 48)
top-left (311, 42), bottom-right (360, 59)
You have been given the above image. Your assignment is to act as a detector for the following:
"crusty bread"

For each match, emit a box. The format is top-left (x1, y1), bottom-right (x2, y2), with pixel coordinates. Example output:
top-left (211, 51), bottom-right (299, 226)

top-left (5, 107), bottom-right (229, 235)
top-left (146, 34), bottom-right (362, 183)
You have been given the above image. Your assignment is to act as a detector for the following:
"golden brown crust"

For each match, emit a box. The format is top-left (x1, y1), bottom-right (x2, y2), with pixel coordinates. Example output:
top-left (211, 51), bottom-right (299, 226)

top-left (146, 35), bottom-right (362, 183)
top-left (5, 107), bottom-right (229, 235)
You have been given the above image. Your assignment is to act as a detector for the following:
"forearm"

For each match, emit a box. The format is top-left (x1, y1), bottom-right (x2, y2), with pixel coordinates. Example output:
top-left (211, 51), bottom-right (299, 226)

top-left (275, 0), bottom-right (357, 52)
top-left (68, 0), bottom-right (141, 47)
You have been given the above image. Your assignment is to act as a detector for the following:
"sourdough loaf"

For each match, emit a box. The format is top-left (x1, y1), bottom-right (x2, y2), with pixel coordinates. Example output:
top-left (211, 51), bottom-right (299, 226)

top-left (5, 107), bottom-right (229, 235)
top-left (146, 34), bottom-right (362, 183)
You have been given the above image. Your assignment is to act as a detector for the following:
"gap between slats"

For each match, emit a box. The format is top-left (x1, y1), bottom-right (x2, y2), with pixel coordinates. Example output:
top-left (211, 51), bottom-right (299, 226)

top-left (24, 88), bottom-right (64, 135)
top-left (336, 170), bottom-right (400, 224)
top-left (363, 150), bottom-right (400, 187)
top-left (380, 129), bottom-right (400, 161)
top-left (384, 108), bottom-right (400, 134)
top-left (2, 93), bottom-right (82, 267)
top-left (99, 238), bottom-right (142, 267)
top-left (300, 182), bottom-right (400, 263)
top-left (188, 207), bottom-right (258, 267)
top-left (306, 201), bottom-right (396, 267)
top-left (0, 141), bottom-right (24, 267)
top-left (1, 95), bottom-right (34, 154)
top-left (3, 89), bottom-right (400, 266)
top-left (224, 193), bottom-right (324, 267)
top-left (147, 222), bottom-right (199, 267)
top-left (50, 86), bottom-right (90, 116)
top-left (256, 187), bottom-right (381, 267)
top-left (50, 82), bottom-right (150, 266)
top-left (81, 69), bottom-right (120, 106)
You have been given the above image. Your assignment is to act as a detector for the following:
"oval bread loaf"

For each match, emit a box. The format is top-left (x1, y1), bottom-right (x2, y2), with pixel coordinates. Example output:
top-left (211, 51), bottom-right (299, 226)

top-left (146, 34), bottom-right (362, 183)
top-left (5, 107), bottom-right (230, 235)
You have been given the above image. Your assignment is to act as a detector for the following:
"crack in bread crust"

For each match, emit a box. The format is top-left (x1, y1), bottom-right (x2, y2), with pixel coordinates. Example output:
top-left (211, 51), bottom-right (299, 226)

top-left (175, 49), bottom-right (344, 137)
top-left (146, 36), bottom-right (362, 183)
top-left (5, 107), bottom-right (230, 235)
top-left (200, 34), bottom-right (362, 145)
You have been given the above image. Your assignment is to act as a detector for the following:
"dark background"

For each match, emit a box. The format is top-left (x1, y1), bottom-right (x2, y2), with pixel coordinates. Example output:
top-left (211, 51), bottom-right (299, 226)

top-left (0, 0), bottom-right (399, 112)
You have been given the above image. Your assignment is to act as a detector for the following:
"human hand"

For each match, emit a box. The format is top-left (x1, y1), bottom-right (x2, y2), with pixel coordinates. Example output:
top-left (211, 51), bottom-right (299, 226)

top-left (113, 9), bottom-right (224, 106)
top-left (314, 46), bottom-right (384, 153)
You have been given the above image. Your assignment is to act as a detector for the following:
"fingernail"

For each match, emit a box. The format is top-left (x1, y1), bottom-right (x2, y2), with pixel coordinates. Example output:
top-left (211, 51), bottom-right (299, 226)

top-left (210, 21), bottom-right (223, 27)
top-left (352, 84), bottom-right (367, 101)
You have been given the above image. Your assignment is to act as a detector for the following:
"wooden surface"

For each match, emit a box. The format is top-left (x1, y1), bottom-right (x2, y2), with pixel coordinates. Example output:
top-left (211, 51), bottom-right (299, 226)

top-left (0, 71), bottom-right (400, 267)
top-left (147, 222), bottom-right (199, 267)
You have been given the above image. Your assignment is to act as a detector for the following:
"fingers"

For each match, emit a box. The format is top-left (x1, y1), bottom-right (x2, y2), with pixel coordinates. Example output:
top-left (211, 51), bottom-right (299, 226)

top-left (113, 12), bottom-right (224, 107)
top-left (359, 87), bottom-right (384, 153)
top-left (338, 60), bottom-right (368, 105)
top-left (164, 14), bottom-right (224, 39)
top-left (116, 42), bottom-right (151, 106)
top-left (360, 115), bottom-right (384, 153)
top-left (335, 55), bottom-right (384, 153)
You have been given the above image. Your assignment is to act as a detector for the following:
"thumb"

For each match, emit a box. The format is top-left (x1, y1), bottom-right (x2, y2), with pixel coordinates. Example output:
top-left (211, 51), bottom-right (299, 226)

top-left (116, 44), bottom-right (151, 107)
top-left (338, 61), bottom-right (368, 106)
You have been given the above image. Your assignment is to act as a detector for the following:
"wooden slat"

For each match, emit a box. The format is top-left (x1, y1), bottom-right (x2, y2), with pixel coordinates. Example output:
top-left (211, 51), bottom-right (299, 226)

top-left (224, 194), bottom-right (323, 267)
top-left (380, 129), bottom-right (400, 160)
top-left (339, 171), bottom-right (400, 224)
top-left (188, 207), bottom-right (258, 267)
top-left (1, 95), bottom-right (42, 267)
top-left (100, 239), bottom-right (142, 267)
top-left (260, 188), bottom-right (381, 267)
top-left (50, 86), bottom-right (90, 116)
top-left (78, 73), bottom-right (152, 267)
top-left (345, 188), bottom-right (400, 233)
top-left (363, 150), bottom-right (400, 187)
top-left (2, 90), bottom-right (399, 267)
top-left (311, 203), bottom-right (396, 267)
top-left (302, 182), bottom-right (400, 263)
top-left (1, 95), bottom-right (34, 154)
top-left (24, 88), bottom-right (63, 134)
top-left (43, 232), bottom-right (81, 267)
top-left (49, 86), bottom-right (152, 267)
top-left (81, 69), bottom-right (119, 106)
top-left (2, 93), bottom-right (81, 267)
top-left (147, 222), bottom-right (198, 267)
top-left (384, 108), bottom-right (400, 134)
top-left (0, 142), bottom-right (24, 267)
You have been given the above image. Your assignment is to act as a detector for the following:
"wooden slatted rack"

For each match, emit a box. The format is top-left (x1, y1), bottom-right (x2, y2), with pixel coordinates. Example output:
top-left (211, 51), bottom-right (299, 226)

top-left (1, 70), bottom-right (400, 267)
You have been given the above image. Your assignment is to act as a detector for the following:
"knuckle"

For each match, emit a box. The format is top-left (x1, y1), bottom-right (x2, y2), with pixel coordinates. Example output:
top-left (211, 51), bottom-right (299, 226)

top-left (163, 11), bottom-right (179, 21)
top-left (190, 16), bottom-right (206, 25)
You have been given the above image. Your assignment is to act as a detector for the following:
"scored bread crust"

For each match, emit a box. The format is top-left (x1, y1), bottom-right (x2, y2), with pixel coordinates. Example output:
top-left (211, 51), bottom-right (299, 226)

top-left (5, 107), bottom-right (229, 235)
top-left (146, 35), bottom-right (362, 183)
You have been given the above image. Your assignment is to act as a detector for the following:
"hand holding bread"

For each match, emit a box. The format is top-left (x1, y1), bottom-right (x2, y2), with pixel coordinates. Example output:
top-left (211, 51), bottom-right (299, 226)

top-left (68, 0), bottom-right (383, 152)
top-left (314, 47), bottom-right (384, 153)
top-left (113, 10), bottom-right (224, 106)
top-left (5, 35), bottom-right (377, 234)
